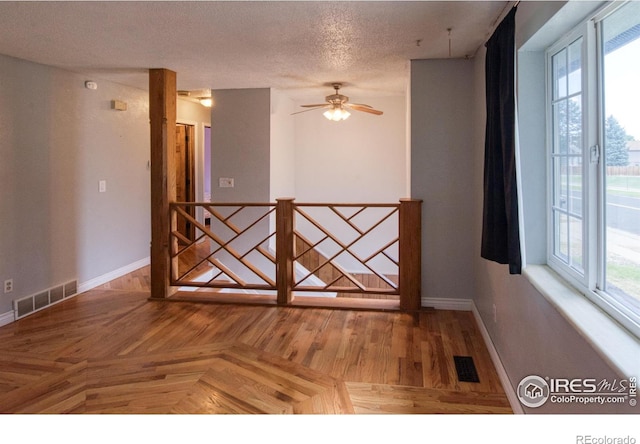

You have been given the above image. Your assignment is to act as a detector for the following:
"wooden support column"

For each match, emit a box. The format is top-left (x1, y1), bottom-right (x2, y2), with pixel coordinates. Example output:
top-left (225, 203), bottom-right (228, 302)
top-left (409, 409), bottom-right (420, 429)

top-left (399, 198), bottom-right (422, 311)
top-left (276, 198), bottom-right (295, 305)
top-left (149, 69), bottom-right (177, 299)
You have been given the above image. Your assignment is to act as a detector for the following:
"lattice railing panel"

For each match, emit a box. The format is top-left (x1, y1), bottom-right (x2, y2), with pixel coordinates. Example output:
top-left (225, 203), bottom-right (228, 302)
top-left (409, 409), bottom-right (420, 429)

top-left (170, 203), bottom-right (277, 291)
top-left (292, 204), bottom-right (400, 295)
top-left (167, 199), bottom-right (421, 309)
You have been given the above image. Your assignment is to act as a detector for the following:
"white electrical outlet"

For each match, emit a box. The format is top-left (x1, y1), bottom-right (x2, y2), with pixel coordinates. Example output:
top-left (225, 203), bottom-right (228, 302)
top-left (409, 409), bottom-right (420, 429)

top-left (99, 180), bottom-right (107, 193)
top-left (4, 279), bottom-right (13, 293)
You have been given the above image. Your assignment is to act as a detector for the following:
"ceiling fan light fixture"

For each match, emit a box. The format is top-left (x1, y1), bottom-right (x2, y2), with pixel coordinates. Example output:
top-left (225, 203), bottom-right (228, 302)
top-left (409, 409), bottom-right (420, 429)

top-left (324, 106), bottom-right (350, 121)
top-left (292, 83), bottom-right (381, 119)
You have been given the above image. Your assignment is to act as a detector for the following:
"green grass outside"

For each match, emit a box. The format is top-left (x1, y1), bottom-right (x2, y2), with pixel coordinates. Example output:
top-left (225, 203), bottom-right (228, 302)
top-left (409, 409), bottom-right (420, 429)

top-left (607, 175), bottom-right (640, 198)
top-left (607, 256), bottom-right (640, 302)
top-left (564, 175), bottom-right (640, 198)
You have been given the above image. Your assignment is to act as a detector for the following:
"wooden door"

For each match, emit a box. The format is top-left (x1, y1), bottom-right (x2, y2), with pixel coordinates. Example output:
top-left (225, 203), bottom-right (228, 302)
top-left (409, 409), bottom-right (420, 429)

top-left (176, 124), bottom-right (196, 241)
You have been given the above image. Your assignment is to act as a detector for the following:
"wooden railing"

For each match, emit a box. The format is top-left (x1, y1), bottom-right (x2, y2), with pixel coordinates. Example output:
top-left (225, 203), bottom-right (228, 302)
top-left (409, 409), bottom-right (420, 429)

top-left (171, 202), bottom-right (277, 291)
top-left (169, 198), bottom-right (421, 311)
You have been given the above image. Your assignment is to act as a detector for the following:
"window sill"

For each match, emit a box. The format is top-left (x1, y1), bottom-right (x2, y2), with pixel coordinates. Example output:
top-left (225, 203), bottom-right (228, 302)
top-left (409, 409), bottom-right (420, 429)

top-left (523, 265), bottom-right (640, 379)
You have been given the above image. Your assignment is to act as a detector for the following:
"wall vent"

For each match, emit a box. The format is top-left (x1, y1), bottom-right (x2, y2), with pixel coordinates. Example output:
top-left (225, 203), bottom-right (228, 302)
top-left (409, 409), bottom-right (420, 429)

top-left (49, 285), bottom-right (64, 304)
top-left (34, 291), bottom-right (49, 310)
top-left (50, 285), bottom-right (64, 303)
top-left (16, 298), bottom-right (34, 319)
top-left (13, 280), bottom-right (79, 321)
top-left (64, 281), bottom-right (77, 298)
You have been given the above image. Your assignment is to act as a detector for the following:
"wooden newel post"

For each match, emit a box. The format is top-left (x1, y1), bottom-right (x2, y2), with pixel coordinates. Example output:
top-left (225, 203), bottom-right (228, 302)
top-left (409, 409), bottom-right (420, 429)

top-left (149, 68), bottom-right (177, 299)
top-left (399, 198), bottom-right (422, 311)
top-left (276, 198), bottom-right (295, 305)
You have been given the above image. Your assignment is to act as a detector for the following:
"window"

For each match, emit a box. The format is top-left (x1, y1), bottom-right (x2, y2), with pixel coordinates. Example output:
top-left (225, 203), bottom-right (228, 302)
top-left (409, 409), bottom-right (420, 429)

top-left (547, 1), bottom-right (640, 337)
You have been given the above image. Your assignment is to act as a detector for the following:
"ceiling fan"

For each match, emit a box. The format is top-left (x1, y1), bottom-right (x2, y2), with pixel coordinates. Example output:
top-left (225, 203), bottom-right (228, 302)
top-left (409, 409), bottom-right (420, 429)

top-left (292, 83), bottom-right (383, 121)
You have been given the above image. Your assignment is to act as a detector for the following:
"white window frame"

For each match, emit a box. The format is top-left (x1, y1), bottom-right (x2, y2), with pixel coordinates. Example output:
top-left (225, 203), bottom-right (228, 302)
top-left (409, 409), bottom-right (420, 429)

top-left (545, 1), bottom-right (640, 338)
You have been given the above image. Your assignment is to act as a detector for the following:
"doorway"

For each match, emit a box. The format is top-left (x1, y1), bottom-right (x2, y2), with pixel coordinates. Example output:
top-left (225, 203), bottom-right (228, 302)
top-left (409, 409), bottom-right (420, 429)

top-left (204, 125), bottom-right (211, 227)
top-left (176, 123), bottom-right (195, 241)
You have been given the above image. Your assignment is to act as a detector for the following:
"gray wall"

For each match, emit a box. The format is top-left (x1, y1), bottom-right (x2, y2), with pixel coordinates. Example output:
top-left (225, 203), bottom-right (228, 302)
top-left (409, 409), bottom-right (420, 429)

top-left (408, 3), bottom-right (633, 413)
top-left (410, 59), bottom-right (476, 301)
top-left (468, 2), bottom-right (635, 413)
top-left (0, 54), bottom-right (150, 315)
top-left (210, 88), bottom-right (271, 203)
top-left (209, 88), bottom-right (273, 283)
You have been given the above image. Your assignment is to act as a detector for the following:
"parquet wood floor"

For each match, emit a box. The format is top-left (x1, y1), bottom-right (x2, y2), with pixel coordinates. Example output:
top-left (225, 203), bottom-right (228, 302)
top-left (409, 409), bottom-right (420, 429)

top-left (0, 267), bottom-right (512, 414)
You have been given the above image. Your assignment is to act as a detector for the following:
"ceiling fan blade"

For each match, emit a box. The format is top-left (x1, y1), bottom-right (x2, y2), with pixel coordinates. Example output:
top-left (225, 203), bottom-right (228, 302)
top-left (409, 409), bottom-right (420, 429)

top-left (349, 103), bottom-right (373, 108)
top-left (291, 105), bottom-right (330, 115)
top-left (347, 104), bottom-right (383, 115)
top-left (300, 104), bottom-right (329, 108)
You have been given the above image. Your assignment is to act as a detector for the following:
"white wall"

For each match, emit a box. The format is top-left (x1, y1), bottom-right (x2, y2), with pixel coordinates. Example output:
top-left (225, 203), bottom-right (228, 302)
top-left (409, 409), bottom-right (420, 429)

top-left (410, 59), bottom-right (476, 301)
top-left (0, 54), bottom-right (150, 315)
top-left (211, 89), bottom-right (407, 206)
top-left (270, 89), bottom-right (296, 201)
top-left (293, 95), bottom-right (407, 203)
top-left (291, 95), bottom-right (407, 274)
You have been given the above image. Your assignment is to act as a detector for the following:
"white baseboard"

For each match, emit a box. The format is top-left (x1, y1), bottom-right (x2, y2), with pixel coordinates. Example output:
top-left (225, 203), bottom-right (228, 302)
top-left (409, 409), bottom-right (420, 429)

top-left (470, 301), bottom-right (524, 414)
top-left (0, 310), bottom-right (15, 327)
top-left (421, 297), bottom-right (523, 413)
top-left (421, 297), bottom-right (474, 311)
top-left (78, 257), bottom-right (150, 293)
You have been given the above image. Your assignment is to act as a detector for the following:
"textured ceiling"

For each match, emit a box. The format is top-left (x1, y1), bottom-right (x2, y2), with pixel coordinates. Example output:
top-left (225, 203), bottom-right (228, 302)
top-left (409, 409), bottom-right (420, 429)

top-left (0, 1), bottom-right (508, 100)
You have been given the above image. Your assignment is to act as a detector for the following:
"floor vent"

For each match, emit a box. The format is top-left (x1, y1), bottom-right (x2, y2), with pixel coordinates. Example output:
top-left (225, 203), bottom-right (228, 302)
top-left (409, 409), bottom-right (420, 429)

top-left (14, 280), bottom-right (79, 320)
top-left (453, 355), bottom-right (480, 383)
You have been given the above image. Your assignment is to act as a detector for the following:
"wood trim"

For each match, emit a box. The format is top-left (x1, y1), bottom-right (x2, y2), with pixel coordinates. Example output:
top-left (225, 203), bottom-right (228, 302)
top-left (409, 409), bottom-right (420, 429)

top-left (399, 198), bottom-right (422, 311)
top-left (149, 68), bottom-right (177, 299)
top-left (171, 204), bottom-right (276, 287)
top-left (293, 205), bottom-right (400, 293)
top-left (290, 295), bottom-right (399, 311)
top-left (276, 198), bottom-right (295, 305)
top-left (167, 291), bottom-right (400, 312)
top-left (294, 236), bottom-right (399, 299)
top-left (175, 124), bottom-right (196, 241)
top-left (163, 199), bottom-right (419, 312)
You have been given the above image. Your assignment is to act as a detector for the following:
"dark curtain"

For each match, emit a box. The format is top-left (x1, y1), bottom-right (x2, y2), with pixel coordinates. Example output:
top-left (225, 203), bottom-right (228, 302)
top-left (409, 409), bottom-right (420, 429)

top-left (481, 7), bottom-right (521, 274)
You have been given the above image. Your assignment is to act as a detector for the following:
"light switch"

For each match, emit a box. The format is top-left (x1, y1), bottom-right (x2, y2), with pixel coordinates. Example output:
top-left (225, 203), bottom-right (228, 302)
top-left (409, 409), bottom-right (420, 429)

top-left (219, 177), bottom-right (234, 188)
top-left (99, 180), bottom-right (107, 193)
